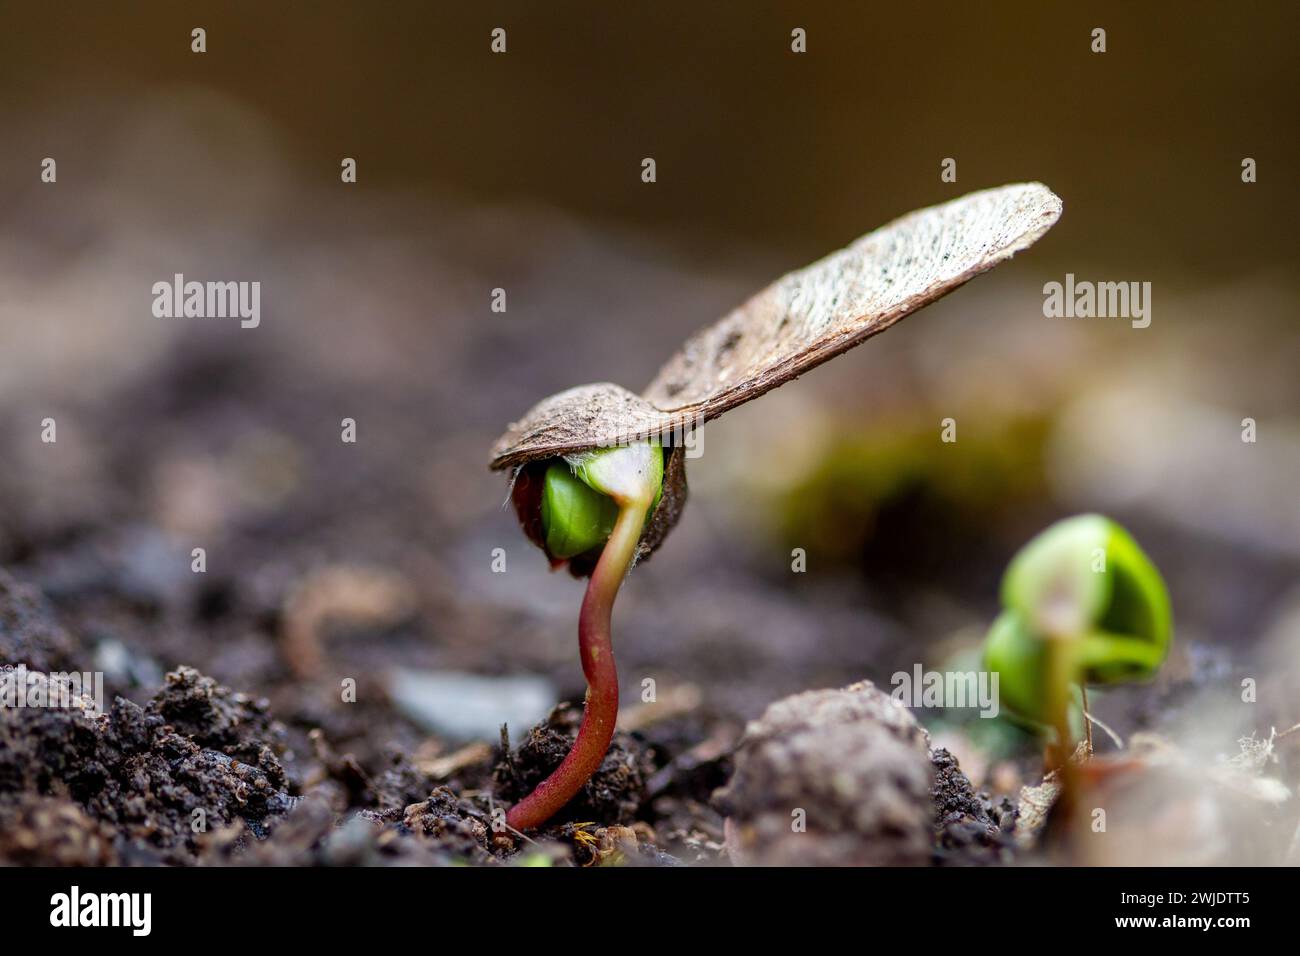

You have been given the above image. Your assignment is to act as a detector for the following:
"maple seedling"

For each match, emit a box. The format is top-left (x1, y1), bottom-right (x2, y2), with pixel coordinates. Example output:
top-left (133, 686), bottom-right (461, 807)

top-left (982, 514), bottom-right (1172, 768)
top-left (506, 441), bottom-right (663, 832)
top-left (491, 185), bottom-right (1065, 830)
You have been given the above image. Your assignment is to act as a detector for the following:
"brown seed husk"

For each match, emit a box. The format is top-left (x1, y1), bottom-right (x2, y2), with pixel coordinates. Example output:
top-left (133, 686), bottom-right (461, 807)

top-left (491, 183), bottom-right (1062, 565)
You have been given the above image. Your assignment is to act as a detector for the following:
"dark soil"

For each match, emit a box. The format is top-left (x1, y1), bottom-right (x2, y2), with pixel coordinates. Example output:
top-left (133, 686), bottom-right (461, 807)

top-left (930, 748), bottom-right (1015, 865)
top-left (1, 571), bottom-right (1012, 867)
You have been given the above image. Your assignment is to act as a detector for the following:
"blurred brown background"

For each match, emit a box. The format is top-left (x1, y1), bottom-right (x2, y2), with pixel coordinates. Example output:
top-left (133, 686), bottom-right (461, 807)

top-left (4, 2), bottom-right (1297, 268)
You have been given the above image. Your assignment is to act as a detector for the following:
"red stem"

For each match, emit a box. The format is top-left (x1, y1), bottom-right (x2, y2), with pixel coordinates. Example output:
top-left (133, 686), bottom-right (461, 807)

top-left (506, 500), bottom-right (646, 832)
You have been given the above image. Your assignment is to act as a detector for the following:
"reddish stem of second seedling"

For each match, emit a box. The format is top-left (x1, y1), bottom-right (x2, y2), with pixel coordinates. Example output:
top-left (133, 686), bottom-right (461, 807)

top-left (506, 497), bottom-right (648, 832)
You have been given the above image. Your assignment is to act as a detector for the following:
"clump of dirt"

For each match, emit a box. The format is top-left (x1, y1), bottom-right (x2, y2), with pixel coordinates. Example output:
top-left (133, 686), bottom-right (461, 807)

top-left (493, 700), bottom-right (655, 827)
top-left (714, 681), bottom-right (935, 866)
top-left (0, 666), bottom-right (296, 864)
top-left (930, 748), bottom-right (1015, 865)
top-left (401, 786), bottom-right (497, 861)
top-left (146, 667), bottom-right (289, 791)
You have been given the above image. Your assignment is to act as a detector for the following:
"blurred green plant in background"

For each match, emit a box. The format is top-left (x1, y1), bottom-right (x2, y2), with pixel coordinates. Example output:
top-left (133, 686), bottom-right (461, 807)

top-left (774, 415), bottom-right (1052, 581)
top-left (983, 514), bottom-right (1172, 762)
